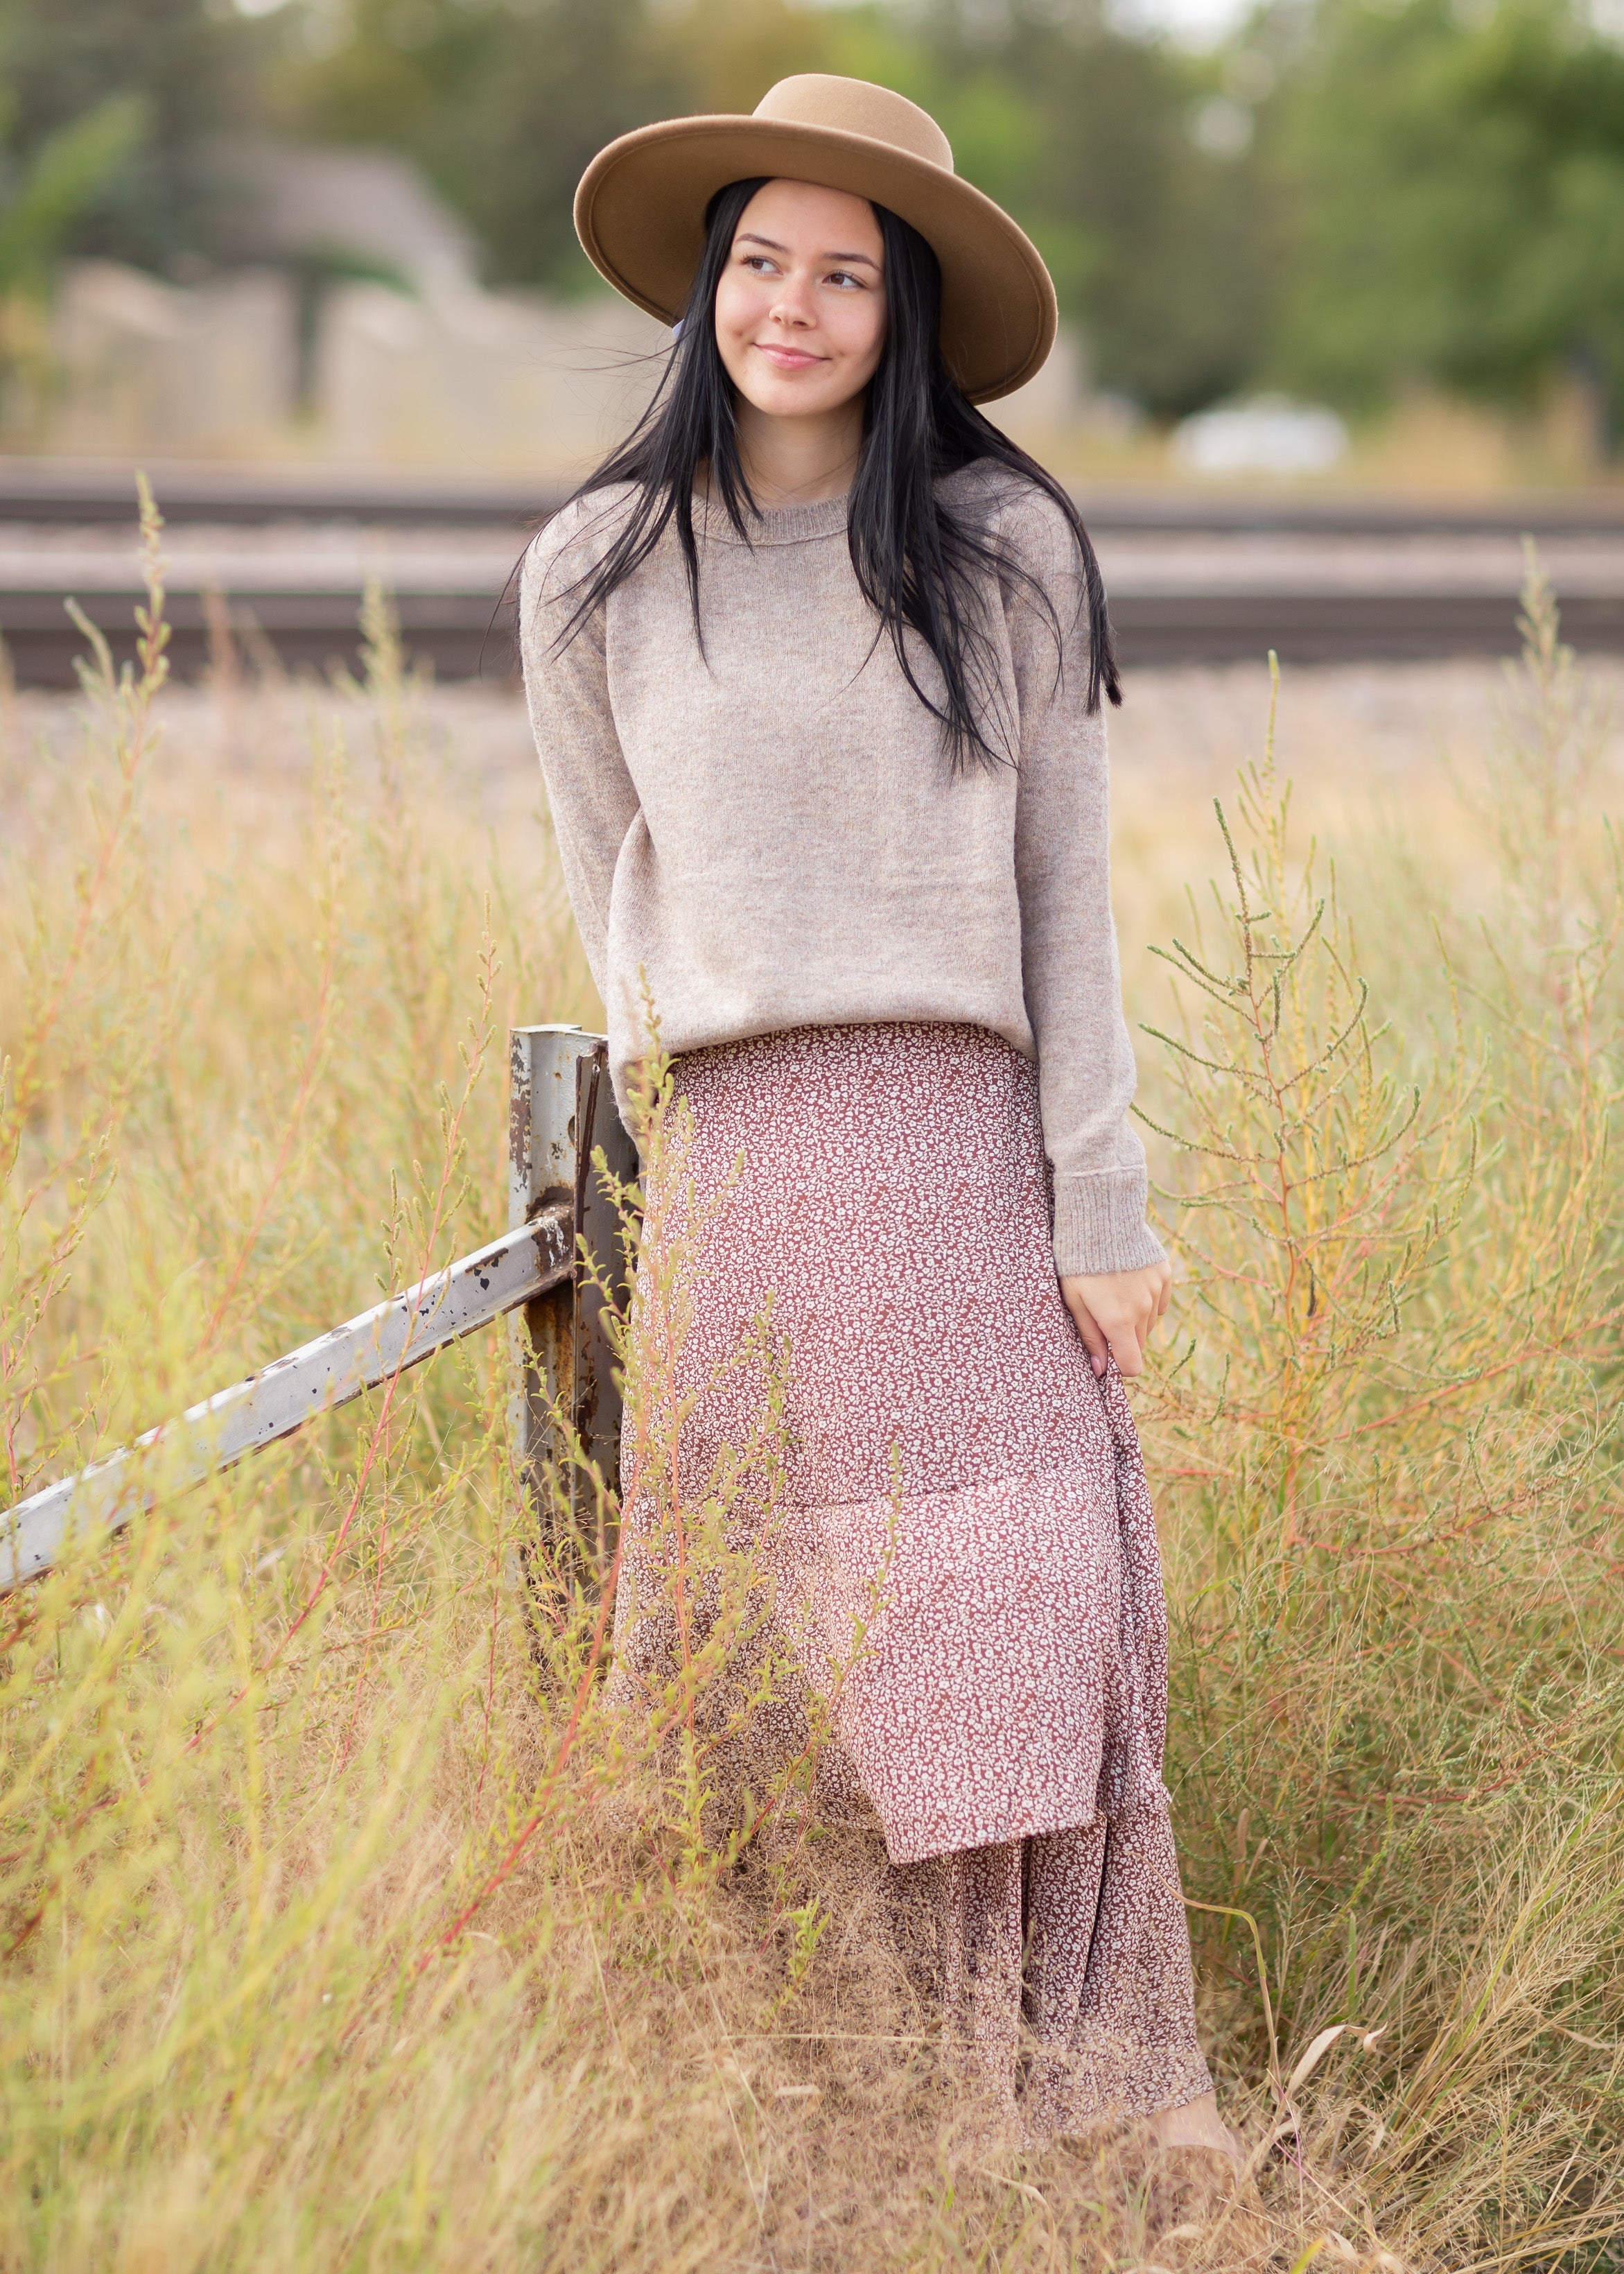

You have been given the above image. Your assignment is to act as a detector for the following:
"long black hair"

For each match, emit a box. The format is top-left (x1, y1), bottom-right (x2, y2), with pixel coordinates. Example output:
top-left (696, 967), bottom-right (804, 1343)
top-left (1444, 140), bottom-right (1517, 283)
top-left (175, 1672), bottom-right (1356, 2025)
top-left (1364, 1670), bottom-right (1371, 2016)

top-left (553, 177), bottom-right (1120, 770)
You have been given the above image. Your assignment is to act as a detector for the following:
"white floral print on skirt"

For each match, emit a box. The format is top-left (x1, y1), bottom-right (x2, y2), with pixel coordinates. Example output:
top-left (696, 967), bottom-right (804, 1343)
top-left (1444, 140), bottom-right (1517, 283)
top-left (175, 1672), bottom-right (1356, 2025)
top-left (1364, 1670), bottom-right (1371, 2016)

top-left (615, 1021), bottom-right (1212, 2126)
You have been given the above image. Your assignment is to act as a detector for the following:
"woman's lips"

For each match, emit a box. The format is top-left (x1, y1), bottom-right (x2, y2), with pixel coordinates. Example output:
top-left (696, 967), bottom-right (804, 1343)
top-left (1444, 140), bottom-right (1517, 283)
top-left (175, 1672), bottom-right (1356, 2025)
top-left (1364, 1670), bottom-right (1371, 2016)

top-left (754, 344), bottom-right (826, 370)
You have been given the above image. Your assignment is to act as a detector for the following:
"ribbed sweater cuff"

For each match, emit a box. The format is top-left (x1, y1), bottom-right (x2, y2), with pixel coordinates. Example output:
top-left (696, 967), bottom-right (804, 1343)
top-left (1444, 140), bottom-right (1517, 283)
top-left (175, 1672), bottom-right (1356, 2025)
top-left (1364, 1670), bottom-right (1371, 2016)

top-left (1051, 1170), bottom-right (1167, 1278)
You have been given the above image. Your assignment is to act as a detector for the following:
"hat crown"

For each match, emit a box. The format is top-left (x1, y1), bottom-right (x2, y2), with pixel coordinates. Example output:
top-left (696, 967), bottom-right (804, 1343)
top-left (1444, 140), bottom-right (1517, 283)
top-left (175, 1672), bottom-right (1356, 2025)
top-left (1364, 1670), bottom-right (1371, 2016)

top-left (751, 75), bottom-right (955, 176)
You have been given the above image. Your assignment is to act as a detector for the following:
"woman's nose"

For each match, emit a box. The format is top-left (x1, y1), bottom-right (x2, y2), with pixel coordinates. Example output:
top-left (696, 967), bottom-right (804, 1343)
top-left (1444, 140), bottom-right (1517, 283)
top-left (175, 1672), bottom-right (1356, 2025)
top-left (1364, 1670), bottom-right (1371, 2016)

top-left (769, 273), bottom-right (816, 327)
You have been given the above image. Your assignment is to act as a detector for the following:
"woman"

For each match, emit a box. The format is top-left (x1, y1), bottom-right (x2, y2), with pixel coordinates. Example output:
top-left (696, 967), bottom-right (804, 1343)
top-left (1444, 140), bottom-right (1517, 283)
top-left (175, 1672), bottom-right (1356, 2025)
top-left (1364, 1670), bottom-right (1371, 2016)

top-left (521, 73), bottom-right (1231, 2158)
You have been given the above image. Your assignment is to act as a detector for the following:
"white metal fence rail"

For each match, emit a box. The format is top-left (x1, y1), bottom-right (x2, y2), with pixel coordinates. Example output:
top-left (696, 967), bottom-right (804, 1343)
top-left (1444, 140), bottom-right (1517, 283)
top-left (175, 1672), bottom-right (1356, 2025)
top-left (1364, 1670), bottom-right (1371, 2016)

top-left (0, 1025), bottom-right (629, 1596)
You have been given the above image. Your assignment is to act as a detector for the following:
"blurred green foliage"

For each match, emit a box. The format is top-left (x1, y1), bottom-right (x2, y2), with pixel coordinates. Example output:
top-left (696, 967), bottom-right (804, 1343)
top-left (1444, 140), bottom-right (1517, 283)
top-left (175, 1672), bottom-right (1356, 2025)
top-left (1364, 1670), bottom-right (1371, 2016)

top-left (11, 0), bottom-right (1624, 429)
top-left (0, 0), bottom-right (279, 275)
top-left (264, 0), bottom-right (1275, 419)
top-left (0, 89), bottom-right (145, 298)
top-left (1272, 0), bottom-right (1624, 433)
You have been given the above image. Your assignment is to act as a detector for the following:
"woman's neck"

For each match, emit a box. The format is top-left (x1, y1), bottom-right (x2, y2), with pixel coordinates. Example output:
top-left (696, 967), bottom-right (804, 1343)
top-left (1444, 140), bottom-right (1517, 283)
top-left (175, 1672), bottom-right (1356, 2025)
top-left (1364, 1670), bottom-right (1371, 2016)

top-left (731, 394), bottom-right (865, 506)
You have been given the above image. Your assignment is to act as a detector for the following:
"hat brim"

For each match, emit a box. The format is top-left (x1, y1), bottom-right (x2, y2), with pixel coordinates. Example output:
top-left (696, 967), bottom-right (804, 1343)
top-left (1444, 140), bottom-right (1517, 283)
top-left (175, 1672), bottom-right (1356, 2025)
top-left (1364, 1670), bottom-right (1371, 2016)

top-left (573, 114), bottom-right (1057, 405)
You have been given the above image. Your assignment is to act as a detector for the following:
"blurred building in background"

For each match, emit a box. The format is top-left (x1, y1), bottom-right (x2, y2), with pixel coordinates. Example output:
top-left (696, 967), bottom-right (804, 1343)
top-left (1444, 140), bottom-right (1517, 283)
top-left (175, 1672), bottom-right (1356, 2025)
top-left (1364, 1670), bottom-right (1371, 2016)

top-left (10, 147), bottom-right (654, 471)
top-left (11, 143), bottom-right (1093, 474)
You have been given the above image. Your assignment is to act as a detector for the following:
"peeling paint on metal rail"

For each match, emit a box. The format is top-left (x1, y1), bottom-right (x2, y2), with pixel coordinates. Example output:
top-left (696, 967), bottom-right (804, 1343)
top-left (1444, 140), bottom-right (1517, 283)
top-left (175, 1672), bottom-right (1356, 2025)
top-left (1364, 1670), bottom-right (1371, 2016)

top-left (0, 1203), bottom-right (574, 1595)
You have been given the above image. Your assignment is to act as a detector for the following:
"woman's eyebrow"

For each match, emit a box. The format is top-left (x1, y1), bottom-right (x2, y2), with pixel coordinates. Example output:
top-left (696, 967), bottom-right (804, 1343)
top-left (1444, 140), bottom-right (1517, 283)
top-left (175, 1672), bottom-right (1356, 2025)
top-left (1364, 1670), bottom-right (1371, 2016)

top-left (735, 232), bottom-right (881, 268)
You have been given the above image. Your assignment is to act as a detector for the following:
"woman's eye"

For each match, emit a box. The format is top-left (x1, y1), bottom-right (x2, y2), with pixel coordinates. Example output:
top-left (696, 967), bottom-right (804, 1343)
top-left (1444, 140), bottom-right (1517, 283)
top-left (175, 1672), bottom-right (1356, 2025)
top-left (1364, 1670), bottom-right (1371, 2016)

top-left (827, 270), bottom-right (864, 289)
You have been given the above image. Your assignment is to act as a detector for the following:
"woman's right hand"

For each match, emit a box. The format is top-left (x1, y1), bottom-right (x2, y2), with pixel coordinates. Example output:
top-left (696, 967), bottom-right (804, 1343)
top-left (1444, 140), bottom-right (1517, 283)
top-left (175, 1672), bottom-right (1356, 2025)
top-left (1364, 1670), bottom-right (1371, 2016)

top-left (1058, 1259), bottom-right (1172, 1378)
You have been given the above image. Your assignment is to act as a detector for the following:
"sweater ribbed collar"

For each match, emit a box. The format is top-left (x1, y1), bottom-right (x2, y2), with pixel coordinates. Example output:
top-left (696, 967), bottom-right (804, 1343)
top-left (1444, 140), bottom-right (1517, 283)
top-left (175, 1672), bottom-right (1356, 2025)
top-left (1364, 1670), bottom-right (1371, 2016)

top-left (695, 489), bottom-right (850, 547)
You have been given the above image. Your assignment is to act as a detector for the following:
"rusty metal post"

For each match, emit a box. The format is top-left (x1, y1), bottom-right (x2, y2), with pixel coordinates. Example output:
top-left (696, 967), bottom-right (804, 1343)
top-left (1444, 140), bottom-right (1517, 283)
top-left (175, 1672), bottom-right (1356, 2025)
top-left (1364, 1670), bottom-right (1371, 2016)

top-left (508, 1025), bottom-right (636, 1597)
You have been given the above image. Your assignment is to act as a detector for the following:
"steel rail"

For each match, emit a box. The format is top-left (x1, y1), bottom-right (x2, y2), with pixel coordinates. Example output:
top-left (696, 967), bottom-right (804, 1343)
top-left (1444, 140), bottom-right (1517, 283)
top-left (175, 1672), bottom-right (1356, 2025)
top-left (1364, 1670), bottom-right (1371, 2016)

top-left (6, 459), bottom-right (1624, 536)
top-left (0, 1201), bottom-right (573, 1595)
top-left (8, 571), bottom-right (1624, 686)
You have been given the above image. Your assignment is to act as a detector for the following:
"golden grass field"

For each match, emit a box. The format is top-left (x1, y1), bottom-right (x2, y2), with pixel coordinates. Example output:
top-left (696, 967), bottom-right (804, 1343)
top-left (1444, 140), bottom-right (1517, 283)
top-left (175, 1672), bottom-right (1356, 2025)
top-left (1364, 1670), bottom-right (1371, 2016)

top-left (2, 518), bottom-right (1622, 2273)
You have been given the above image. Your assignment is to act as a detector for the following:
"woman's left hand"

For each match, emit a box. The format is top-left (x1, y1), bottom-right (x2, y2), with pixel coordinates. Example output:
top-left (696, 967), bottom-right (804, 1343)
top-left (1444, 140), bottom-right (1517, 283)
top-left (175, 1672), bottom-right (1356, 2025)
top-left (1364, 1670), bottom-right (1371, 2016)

top-left (1059, 1260), bottom-right (1172, 1379)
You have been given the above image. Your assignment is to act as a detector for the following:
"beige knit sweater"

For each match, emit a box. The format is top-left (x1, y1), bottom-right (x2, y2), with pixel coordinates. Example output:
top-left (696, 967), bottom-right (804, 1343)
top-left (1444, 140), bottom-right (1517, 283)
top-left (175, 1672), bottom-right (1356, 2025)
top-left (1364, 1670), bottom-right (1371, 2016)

top-left (519, 460), bottom-right (1162, 1278)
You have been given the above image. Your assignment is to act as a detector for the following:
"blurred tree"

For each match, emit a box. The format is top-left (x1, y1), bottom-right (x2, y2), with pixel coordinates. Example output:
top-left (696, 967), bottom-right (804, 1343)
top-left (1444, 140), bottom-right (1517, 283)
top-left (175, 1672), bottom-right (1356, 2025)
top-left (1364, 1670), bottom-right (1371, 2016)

top-left (1269, 0), bottom-right (1624, 430)
top-left (0, 89), bottom-right (145, 296)
top-left (855, 1), bottom-right (1280, 417)
top-left (0, 85), bottom-right (146, 405)
top-left (0, 0), bottom-right (283, 274)
top-left (24, 0), bottom-right (1622, 434)
top-left (271, 0), bottom-right (835, 293)
top-left (274, 0), bottom-right (1279, 416)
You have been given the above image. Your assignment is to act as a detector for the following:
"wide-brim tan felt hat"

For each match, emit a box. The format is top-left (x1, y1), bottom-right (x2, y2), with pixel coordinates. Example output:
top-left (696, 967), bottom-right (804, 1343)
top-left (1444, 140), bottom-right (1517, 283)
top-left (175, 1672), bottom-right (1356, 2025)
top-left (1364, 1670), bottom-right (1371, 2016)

top-left (573, 73), bottom-right (1057, 405)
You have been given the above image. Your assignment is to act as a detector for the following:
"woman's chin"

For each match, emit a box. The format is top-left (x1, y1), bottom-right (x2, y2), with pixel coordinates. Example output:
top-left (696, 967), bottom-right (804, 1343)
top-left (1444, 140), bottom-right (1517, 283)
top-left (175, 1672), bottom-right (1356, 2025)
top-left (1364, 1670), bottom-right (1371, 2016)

top-left (736, 374), bottom-right (855, 422)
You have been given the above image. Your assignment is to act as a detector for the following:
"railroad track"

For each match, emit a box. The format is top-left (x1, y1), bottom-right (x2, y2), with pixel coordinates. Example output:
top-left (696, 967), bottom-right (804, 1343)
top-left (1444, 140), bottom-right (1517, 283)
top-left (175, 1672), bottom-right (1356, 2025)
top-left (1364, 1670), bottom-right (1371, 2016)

top-left (3, 459), bottom-right (1623, 684)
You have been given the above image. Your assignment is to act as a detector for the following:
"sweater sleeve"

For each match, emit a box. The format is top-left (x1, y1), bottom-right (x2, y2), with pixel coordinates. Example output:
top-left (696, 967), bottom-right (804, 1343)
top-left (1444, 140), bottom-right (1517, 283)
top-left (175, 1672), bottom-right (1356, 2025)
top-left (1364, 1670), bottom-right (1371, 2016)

top-left (518, 498), bottom-right (641, 998)
top-left (1000, 487), bottom-right (1166, 1278)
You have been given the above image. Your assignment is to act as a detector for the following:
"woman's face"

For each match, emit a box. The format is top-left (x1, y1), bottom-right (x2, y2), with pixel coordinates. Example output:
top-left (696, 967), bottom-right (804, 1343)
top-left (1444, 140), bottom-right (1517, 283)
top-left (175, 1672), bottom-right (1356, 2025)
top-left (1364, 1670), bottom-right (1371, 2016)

top-left (713, 179), bottom-right (888, 422)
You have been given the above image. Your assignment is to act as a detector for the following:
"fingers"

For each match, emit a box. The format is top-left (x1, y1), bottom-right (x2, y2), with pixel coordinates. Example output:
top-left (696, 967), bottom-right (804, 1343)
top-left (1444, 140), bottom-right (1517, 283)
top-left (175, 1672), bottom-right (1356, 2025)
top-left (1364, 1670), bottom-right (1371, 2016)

top-left (1092, 1284), bottom-right (1156, 1378)
top-left (1057, 1262), bottom-right (1173, 1380)
top-left (1065, 1289), bottom-right (1112, 1378)
top-left (1110, 1317), bottom-right (1146, 1377)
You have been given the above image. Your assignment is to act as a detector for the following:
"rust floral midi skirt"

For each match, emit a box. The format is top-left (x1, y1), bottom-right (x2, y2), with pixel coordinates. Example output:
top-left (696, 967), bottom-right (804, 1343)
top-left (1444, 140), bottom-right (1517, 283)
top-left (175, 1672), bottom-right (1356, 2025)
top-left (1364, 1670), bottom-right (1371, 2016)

top-left (614, 1021), bottom-right (1212, 2129)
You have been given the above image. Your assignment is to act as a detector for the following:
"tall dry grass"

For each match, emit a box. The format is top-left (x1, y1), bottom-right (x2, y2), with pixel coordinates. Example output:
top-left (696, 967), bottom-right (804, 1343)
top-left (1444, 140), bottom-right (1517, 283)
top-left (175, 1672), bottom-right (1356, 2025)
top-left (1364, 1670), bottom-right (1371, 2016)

top-left (1, 500), bottom-right (1620, 2272)
top-left (1140, 573), bottom-right (1624, 2267)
